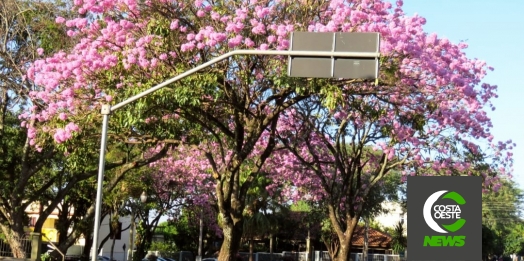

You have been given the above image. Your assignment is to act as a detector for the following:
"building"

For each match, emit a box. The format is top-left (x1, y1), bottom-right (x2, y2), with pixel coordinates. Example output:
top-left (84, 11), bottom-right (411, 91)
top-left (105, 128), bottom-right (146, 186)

top-left (97, 215), bottom-right (134, 261)
top-left (25, 202), bottom-right (74, 243)
top-left (25, 202), bottom-right (134, 261)
top-left (373, 201), bottom-right (407, 235)
top-left (351, 226), bottom-right (393, 254)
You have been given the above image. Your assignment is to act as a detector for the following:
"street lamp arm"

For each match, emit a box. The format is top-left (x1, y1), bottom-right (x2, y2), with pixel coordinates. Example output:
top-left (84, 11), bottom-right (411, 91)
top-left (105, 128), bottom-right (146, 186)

top-left (110, 49), bottom-right (380, 111)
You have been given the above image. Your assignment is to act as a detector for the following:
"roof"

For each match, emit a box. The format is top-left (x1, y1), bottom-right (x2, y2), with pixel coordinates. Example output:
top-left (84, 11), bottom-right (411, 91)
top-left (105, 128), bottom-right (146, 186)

top-left (351, 226), bottom-right (392, 249)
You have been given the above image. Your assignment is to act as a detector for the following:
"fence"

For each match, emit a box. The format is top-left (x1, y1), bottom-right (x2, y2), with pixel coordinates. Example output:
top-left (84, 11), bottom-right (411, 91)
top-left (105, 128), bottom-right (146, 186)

top-left (350, 253), bottom-right (406, 261)
top-left (0, 234), bottom-right (32, 258)
top-left (238, 251), bottom-right (405, 261)
top-left (0, 233), bottom-right (42, 260)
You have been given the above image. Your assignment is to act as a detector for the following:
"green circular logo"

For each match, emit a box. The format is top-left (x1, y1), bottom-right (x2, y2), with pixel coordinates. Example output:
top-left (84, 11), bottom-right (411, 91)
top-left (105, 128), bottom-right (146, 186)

top-left (423, 190), bottom-right (466, 233)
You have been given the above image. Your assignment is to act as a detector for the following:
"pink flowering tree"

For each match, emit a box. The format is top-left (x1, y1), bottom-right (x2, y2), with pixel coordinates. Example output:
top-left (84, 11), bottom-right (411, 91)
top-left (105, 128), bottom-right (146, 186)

top-left (149, 144), bottom-right (220, 232)
top-left (0, 0), bottom-right (96, 258)
top-left (26, 1), bottom-right (318, 259)
top-left (26, 0), bottom-right (514, 261)
top-left (264, 11), bottom-right (514, 261)
top-left (127, 153), bottom-right (212, 261)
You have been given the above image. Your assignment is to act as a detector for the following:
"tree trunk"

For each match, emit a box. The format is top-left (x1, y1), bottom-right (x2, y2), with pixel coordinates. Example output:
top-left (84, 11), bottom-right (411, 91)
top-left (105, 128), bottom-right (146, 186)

top-left (198, 213), bottom-right (203, 259)
top-left (269, 235), bottom-right (273, 261)
top-left (306, 229), bottom-right (311, 261)
top-left (218, 219), bottom-right (243, 261)
top-left (0, 211), bottom-right (28, 259)
top-left (135, 224), bottom-right (153, 261)
top-left (135, 237), bottom-right (146, 261)
top-left (0, 224), bottom-right (27, 259)
top-left (333, 243), bottom-right (351, 261)
top-left (325, 216), bottom-right (359, 261)
top-left (110, 238), bottom-right (116, 261)
top-left (0, 89), bottom-right (7, 135)
top-left (249, 238), bottom-right (254, 261)
top-left (8, 236), bottom-right (26, 258)
top-left (110, 212), bottom-right (118, 261)
top-left (215, 158), bottom-right (249, 261)
top-left (110, 236), bottom-right (116, 261)
top-left (363, 218), bottom-right (369, 261)
top-left (83, 235), bottom-right (94, 261)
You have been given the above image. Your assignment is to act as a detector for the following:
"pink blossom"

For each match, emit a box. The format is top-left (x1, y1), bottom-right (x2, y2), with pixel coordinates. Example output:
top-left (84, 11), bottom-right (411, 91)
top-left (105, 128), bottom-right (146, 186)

top-left (211, 11), bottom-right (220, 20)
top-left (55, 17), bottom-right (66, 24)
top-left (53, 129), bottom-right (71, 143)
top-left (275, 25), bottom-right (287, 36)
top-left (65, 122), bottom-right (80, 132)
top-left (255, 6), bottom-right (270, 18)
top-left (127, 54), bottom-right (136, 64)
top-left (150, 58), bottom-right (159, 67)
top-left (58, 113), bottom-right (68, 121)
top-left (181, 42), bottom-right (195, 52)
top-left (251, 23), bottom-right (266, 34)
top-left (244, 37), bottom-right (255, 47)
top-left (211, 32), bottom-right (227, 42)
top-left (228, 35), bottom-right (243, 48)
top-left (170, 20), bottom-right (179, 30)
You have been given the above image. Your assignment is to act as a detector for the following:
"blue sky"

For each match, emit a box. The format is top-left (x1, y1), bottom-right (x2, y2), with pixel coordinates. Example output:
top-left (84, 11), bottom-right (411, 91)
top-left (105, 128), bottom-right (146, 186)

top-left (402, 0), bottom-right (524, 188)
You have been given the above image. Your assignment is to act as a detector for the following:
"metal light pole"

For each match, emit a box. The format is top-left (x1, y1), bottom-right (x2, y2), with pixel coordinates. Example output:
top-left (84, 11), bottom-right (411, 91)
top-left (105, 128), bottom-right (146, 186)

top-left (91, 32), bottom-right (381, 261)
top-left (128, 206), bottom-right (135, 261)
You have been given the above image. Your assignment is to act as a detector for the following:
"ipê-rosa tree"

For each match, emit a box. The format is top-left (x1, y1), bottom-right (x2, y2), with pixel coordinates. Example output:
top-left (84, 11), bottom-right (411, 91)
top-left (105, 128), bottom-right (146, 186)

top-left (0, 0), bottom-right (82, 258)
top-left (25, 1), bottom-right (513, 261)
top-left (263, 7), bottom-right (514, 261)
top-left (148, 144), bottom-right (223, 235)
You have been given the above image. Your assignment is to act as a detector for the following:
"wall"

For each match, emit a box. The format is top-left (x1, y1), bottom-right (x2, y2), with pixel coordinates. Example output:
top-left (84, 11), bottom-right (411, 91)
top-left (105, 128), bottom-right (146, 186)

top-left (97, 215), bottom-right (133, 261)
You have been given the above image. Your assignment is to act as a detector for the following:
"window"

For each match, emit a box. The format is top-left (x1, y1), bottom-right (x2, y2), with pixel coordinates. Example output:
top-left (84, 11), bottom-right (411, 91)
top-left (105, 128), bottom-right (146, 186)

top-left (399, 213), bottom-right (405, 224)
top-left (29, 217), bottom-right (37, 227)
